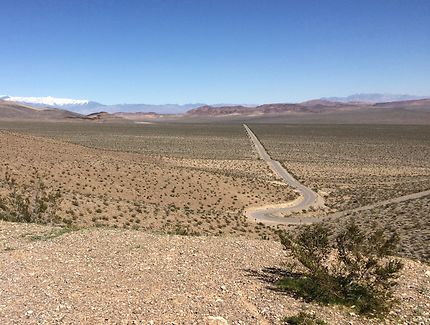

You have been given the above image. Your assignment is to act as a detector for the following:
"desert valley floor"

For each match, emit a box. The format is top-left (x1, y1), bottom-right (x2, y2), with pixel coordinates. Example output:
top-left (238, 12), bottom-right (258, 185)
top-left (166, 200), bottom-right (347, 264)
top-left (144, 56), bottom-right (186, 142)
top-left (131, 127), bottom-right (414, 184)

top-left (0, 121), bottom-right (429, 324)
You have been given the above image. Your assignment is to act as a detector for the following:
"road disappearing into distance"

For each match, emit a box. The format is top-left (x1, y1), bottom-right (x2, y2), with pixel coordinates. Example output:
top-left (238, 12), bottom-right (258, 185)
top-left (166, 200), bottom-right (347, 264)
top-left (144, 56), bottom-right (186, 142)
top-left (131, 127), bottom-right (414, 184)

top-left (243, 124), bottom-right (325, 225)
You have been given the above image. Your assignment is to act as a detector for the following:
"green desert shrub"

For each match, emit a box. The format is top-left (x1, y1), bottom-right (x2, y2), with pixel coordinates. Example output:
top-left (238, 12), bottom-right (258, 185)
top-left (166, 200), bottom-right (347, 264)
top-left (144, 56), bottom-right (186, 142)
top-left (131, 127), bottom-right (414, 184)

top-left (0, 171), bottom-right (62, 224)
top-left (283, 311), bottom-right (327, 325)
top-left (278, 219), bottom-right (403, 316)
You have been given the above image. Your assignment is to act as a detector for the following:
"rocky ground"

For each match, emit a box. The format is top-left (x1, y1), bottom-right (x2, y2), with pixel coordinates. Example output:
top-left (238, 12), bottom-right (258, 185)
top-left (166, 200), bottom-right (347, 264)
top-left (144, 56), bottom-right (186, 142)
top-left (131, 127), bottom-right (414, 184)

top-left (1, 221), bottom-right (429, 324)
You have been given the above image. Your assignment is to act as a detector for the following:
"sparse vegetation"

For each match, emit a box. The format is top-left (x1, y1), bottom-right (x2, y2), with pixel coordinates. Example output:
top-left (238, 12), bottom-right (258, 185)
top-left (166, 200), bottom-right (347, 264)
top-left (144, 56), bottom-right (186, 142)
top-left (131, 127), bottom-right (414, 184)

top-left (0, 121), bottom-right (256, 159)
top-left (27, 227), bottom-right (78, 241)
top-left (251, 123), bottom-right (430, 261)
top-left (0, 170), bottom-right (62, 224)
top-left (324, 195), bottom-right (430, 262)
top-left (0, 122), bottom-right (428, 324)
top-left (252, 124), bottom-right (430, 212)
top-left (0, 127), bottom-right (288, 238)
top-left (283, 311), bottom-right (327, 325)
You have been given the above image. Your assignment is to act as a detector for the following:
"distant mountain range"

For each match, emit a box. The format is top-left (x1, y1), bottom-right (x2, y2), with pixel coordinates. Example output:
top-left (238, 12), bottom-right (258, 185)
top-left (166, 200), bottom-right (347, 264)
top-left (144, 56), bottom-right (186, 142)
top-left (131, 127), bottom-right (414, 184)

top-left (1, 94), bottom-right (430, 124)
top-left (185, 100), bottom-right (354, 117)
top-left (187, 98), bottom-right (430, 114)
top-left (182, 98), bottom-right (430, 125)
top-left (322, 93), bottom-right (429, 103)
top-left (1, 93), bottom-right (429, 115)
top-left (0, 96), bottom-right (204, 115)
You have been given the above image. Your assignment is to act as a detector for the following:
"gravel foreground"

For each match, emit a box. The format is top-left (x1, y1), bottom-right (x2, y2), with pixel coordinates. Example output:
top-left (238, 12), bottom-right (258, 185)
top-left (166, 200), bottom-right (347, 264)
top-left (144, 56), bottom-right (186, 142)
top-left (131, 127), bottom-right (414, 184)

top-left (1, 221), bottom-right (429, 324)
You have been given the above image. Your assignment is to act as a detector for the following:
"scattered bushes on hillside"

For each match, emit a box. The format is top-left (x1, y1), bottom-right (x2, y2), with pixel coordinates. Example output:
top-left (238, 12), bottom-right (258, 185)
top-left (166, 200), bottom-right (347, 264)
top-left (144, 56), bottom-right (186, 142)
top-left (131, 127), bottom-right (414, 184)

top-left (278, 219), bottom-right (403, 316)
top-left (0, 170), bottom-right (62, 224)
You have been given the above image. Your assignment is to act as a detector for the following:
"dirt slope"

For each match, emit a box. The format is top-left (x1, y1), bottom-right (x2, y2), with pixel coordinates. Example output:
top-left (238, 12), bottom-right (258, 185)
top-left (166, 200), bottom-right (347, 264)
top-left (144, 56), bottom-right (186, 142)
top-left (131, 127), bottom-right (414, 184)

top-left (1, 222), bottom-right (429, 324)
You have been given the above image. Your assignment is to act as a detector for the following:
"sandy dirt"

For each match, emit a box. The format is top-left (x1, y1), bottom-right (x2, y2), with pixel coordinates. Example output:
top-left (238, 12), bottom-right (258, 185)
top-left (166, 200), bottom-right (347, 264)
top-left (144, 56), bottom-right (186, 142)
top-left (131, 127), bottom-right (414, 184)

top-left (1, 221), bottom-right (429, 324)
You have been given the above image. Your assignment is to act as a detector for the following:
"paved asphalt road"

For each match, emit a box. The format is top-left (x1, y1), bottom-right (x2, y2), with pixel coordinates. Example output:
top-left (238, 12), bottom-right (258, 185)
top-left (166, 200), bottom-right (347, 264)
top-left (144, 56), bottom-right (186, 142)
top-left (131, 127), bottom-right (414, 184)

top-left (243, 124), bottom-right (323, 224)
top-left (243, 124), bottom-right (430, 226)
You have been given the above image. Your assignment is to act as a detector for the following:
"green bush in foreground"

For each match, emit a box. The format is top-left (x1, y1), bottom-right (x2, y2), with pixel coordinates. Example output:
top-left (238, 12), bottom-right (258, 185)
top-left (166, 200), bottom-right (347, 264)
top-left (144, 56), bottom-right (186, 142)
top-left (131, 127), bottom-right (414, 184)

top-left (0, 170), bottom-right (62, 224)
top-left (279, 219), bottom-right (403, 316)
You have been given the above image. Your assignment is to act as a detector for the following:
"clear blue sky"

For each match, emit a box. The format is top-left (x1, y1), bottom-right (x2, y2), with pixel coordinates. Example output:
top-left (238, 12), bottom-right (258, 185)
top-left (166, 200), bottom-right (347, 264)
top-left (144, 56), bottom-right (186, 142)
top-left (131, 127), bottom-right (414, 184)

top-left (1, 0), bottom-right (429, 104)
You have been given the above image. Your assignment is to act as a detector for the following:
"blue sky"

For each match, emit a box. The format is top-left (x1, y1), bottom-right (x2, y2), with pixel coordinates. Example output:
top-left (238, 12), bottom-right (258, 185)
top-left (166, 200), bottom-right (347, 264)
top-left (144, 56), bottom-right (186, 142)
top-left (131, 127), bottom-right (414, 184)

top-left (0, 0), bottom-right (429, 104)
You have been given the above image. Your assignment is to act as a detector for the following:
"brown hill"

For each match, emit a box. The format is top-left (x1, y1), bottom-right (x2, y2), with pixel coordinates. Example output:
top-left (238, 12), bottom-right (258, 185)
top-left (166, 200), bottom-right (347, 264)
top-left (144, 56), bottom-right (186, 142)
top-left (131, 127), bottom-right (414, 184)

top-left (185, 101), bottom-right (362, 117)
top-left (257, 103), bottom-right (308, 113)
top-left (183, 99), bottom-right (430, 124)
top-left (185, 104), bottom-right (312, 116)
top-left (86, 111), bottom-right (128, 122)
top-left (185, 105), bottom-right (252, 116)
top-left (372, 98), bottom-right (430, 111)
top-left (0, 100), bottom-right (85, 120)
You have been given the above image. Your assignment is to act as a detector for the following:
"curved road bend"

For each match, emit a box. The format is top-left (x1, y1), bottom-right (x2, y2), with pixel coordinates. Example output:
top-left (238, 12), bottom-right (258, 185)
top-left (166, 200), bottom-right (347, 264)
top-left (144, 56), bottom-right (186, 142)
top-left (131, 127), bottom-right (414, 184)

top-left (243, 124), bottom-right (430, 226)
top-left (243, 124), bottom-right (324, 225)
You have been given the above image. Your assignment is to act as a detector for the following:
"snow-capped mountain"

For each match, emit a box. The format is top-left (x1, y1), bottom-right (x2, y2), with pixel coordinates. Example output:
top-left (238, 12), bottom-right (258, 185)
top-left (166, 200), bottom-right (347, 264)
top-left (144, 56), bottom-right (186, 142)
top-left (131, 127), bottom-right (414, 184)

top-left (1, 96), bottom-right (104, 113)
top-left (0, 95), bottom-right (203, 114)
top-left (2, 96), bottom-right (90, 106)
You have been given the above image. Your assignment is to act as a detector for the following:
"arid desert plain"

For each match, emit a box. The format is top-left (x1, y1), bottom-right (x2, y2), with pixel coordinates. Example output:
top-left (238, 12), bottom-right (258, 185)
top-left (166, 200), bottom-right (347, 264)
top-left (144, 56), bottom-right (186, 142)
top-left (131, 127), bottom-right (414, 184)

top-left (0, 119), bottom-right (429, 324)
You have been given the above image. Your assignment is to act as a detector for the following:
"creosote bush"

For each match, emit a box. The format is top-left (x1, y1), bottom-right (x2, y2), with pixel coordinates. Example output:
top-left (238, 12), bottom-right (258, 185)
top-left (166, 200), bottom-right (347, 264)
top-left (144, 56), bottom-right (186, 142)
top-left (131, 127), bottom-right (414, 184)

top-left (283, 311), bottom-right (327, 325)
top-left (278, 219), bottom-right (403, 316)
top-left (0, 170), bottom-right (62, 224)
